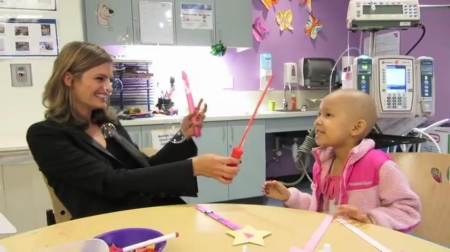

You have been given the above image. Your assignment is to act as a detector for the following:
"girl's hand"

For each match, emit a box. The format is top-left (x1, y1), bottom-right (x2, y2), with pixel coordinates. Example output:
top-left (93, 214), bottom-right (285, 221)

top-left (262, 180), bottom-right (291, 201)
top-left (334, 204), bottom-right (372, 224)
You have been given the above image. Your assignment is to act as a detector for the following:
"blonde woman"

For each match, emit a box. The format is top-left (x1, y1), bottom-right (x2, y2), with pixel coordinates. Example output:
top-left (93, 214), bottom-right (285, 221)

top-left (26, 41), bottom-right (240, 219)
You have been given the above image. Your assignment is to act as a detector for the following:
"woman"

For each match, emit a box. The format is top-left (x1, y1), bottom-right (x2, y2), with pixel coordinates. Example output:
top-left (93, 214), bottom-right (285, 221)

top-left (26, 41), bottom-right (241, 219)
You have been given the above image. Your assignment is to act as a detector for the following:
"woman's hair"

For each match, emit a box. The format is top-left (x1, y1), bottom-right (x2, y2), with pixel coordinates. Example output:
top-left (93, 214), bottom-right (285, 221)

top-left (42, 41), bottom-right (117, 129)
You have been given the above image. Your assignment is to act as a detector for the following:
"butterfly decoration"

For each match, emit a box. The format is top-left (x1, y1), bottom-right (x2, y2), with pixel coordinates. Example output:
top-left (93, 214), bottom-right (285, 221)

top-left (300, 0), bottom-right (312, 13)
top-left (252, 17), bottom-right (269, 42)
top-left (304, 13), bottom-right (323, 39)
top-left (261, 0), bottom-right (279, 9)
top-left (276, 10), bottom-right (294, 31)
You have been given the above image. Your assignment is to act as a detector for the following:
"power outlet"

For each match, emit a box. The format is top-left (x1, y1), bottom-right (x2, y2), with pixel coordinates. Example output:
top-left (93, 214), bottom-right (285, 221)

top-left (10, 63), bottom-right (32, 87)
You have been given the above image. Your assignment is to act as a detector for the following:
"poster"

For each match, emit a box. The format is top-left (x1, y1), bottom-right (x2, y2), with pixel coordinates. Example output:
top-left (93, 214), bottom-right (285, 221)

top-left (363, 31), bottom-right (400, 56)
top-left (151, 128), bottom-right (178, 149)
top-left (0, 18), bottom-right (59, 57)
top-left (180, 3), bottom-right (213, 30)
top-left (0, 0), bottom-right (56, 11)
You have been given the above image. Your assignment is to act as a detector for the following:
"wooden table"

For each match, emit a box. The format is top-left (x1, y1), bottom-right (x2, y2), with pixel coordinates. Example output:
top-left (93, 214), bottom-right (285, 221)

top-left (0, 204), bottom-right (448, 252)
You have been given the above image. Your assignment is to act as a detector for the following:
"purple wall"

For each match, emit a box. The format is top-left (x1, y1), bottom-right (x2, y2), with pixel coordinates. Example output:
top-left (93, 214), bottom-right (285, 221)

top-left (265, 0), bottom-right (450, 178)
top-left (224, 0), bottom-right (358, 91)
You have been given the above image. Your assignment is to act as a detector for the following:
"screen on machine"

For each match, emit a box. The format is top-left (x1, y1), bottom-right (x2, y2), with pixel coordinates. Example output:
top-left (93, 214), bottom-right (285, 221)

top-left (385, 65), bottom-right (406, 93)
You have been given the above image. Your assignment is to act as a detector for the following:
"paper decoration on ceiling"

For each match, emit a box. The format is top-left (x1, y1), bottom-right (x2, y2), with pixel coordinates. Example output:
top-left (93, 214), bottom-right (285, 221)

top-left (226, 225), bottom-right (272, 246)
top-left (276, 10), bottom-right (294, 31)
top-left (300, 0), bottom-right (312, 13)
top-left (252, 17), bottom-right (269, 42)
top-left (304, 13), bottom-right (323, 39)
top-left (261, 0), bottom-right (279, 9)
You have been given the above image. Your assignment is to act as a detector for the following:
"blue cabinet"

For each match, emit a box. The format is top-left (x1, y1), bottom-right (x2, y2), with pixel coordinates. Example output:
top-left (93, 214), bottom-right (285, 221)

top-left (214, 0), bottom-right (252, 48)
top-left (174, 0), bottom-right (215, 47)
top-left (83, 0), bottom-right (252, 48)
top-left (83, 0), bottom-right (134, 45)
top-left (126, 118), bottom-right (267, 203)
top-left (227, 120), bottom-right (266, 200)
top-left (188, 122), bottom-right (229, 203)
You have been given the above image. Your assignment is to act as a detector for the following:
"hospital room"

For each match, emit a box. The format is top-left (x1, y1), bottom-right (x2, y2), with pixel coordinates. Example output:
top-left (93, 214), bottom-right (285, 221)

top-left (0, 0), bottom-right (449, 251)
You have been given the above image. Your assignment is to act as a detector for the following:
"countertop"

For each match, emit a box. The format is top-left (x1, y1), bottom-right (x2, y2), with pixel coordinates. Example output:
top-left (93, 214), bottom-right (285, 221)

top-left (0, 110), bottom-right (317, 153)
top-left (120, 110), bottom-right (318, 126)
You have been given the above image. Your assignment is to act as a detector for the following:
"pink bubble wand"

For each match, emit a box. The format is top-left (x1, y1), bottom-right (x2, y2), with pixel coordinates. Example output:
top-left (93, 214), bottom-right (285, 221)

top-left (182, 71), bottom-right (201, 138)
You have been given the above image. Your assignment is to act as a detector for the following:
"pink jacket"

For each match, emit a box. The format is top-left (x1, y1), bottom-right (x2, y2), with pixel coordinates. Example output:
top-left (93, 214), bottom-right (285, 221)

top-left (284, 139), bottom-right (421, 232)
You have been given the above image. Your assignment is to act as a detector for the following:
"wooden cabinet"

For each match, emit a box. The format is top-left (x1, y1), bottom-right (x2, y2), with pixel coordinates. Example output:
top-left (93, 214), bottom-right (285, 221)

top-left (83, 0), bottom-right (252, 48)
top-left (83, 0), bottom-right (134, 45)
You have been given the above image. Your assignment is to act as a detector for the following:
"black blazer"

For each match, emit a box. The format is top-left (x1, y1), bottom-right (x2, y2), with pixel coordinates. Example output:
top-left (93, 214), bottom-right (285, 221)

top-left (26, 120), bottom-right (198, 219)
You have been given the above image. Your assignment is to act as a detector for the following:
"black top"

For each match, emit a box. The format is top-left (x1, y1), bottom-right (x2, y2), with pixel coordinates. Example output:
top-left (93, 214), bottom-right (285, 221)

top-left (26, 120), bottom-right (199, 219)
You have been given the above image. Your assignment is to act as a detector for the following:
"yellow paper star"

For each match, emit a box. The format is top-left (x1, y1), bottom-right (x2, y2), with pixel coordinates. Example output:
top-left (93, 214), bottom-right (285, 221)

top-left (226, 225), bottom-right (272, 246)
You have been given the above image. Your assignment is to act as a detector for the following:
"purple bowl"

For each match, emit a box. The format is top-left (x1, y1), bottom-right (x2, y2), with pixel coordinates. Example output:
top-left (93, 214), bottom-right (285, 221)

top-left (94, 228), bottom-right (166, 251)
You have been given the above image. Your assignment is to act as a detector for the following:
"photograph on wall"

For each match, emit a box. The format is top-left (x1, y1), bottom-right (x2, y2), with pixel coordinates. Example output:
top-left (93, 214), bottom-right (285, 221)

top-left (180, 3), bottom-right (213, 30)
top-left (0, 18), bottom-right (59, 57)
top-left (0, 0), bottom-right (56, 11)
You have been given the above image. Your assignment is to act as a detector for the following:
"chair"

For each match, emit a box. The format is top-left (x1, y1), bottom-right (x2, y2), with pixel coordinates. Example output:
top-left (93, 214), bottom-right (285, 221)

top-left (42, 175), bottom-right (72, 225)
top-left (141, 148), bottom-right (159, 156)
top-left (390, 152), bottom-right (450, 246)
top-left (43, 148), bottom-right (158, 225)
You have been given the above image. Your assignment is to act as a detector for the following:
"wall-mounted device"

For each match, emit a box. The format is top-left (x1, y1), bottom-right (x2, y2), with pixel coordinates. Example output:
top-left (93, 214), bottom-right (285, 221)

top-left (10, 64), bottom-right (32, 87)
top-left (260, 53), bottom-right (273, 90)
top-left (284, 62), bottom-right (298, 84)
top-left (298, 58), bottom-right (336, 89)
top-left (347, 0), bottom-right (421, 31)
top-left (415, 56), bottom-right (434, 117)
top-left (373, 55), bottom-right (416, 118)
top-left (350, 56), bottom-right (373, 94)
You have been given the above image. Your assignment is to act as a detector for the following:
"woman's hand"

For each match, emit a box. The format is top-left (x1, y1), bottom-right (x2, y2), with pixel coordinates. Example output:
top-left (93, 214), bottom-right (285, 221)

top-left (192, 154), bottom-right (241, 184)
top-left (181, 99), bottom-right (207, 139)
top-left (334, 205), bottom-right (373, 224)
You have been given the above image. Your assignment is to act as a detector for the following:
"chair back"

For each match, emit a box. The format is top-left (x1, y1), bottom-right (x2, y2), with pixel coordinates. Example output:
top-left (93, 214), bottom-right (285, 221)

top-left (390, 152), bottom-right (450, 246)
top-left (141, 148), bottom-right (159, 156)
top-left (42, 175), bottom-right (72, 223)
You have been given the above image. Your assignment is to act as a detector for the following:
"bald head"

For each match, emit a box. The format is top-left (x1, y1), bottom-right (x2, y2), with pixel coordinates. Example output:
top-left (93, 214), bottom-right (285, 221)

top-left (324, 89), bottom-right (377, 137)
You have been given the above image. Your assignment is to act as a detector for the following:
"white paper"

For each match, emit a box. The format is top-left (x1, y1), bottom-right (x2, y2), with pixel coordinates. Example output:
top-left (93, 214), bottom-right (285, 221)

top-left (139, 0), bottom-right (174, 45)
top-left (0, 18), bottom-right (59, 57)
top-left (363, 31), bottom-right (400, 56)
top-left (180, 3), bottom-right (213, 30)
top-left (0, 213), bottom-right (16, 234)
top-left (150, 128), bottom-right (178, 149)
top-left (0, 0), bottom-right (56, 10)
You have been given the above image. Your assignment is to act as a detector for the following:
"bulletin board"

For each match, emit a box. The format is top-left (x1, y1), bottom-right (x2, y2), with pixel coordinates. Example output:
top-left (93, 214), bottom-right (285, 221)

top-left (0, 0), bottom-right (56, 11)
top-left (0, 18), bottom-right (59, 57)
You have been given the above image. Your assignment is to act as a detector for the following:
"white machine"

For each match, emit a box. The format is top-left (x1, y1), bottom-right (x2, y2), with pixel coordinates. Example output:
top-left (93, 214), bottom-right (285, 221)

top-left (373, 55), bottom-right (416, 118)
top-left (415, 56), bottom-right (435, 117)
top-left (349, 55), bottom-right (435, 118)
top-left (347, 0), bottom-right (421, 31)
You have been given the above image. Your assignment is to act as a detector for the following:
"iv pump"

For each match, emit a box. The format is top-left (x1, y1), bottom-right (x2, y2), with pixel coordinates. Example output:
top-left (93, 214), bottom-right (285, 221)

top-left (349, 55), bottom-right (435, 118)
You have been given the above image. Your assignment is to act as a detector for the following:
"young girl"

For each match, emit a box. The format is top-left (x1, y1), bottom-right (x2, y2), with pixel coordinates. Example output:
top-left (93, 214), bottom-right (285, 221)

top-left (263, 89), bottom-right (421, 232)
